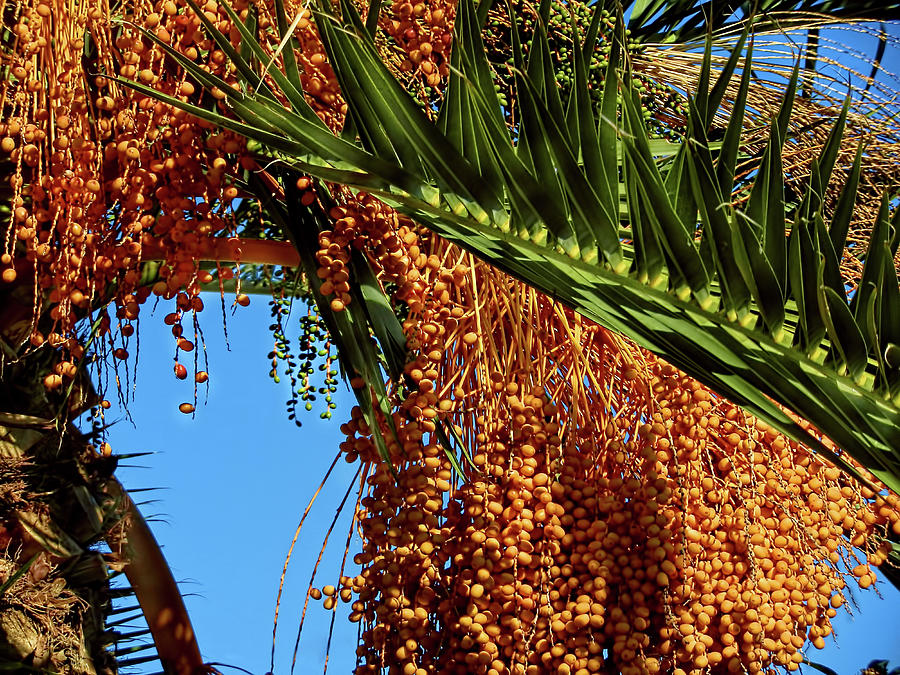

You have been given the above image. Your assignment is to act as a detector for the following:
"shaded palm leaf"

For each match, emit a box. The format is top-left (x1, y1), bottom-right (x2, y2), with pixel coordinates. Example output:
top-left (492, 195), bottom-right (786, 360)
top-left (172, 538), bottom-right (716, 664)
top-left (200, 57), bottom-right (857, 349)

top-left (626, 0), bottom-right (900, 44)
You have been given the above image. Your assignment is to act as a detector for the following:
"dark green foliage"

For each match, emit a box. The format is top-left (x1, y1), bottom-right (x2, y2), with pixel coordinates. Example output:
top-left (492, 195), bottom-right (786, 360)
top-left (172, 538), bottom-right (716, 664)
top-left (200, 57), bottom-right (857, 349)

top-left (626, 0), bottom-right (900, 44)
top-left (482, 0), bottom-right (686, 139)
top-left (267, 280), bottom-right (341, 424)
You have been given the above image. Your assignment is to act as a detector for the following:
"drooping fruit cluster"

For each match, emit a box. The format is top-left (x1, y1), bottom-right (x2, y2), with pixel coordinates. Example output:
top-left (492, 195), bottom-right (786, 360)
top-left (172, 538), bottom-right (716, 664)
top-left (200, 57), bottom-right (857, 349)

top-left (0, 0), bottom-right (358, 413)
top-left (268, 281), bottom-right (341, 423)
top-left (312, 191), bottom-right (434, 315)
top-left (0, 0), bottom-right (258, 399)
top-left (315, 245), bottom-right (900, 675)
top-left (382, 0), bottom-right (454, 91)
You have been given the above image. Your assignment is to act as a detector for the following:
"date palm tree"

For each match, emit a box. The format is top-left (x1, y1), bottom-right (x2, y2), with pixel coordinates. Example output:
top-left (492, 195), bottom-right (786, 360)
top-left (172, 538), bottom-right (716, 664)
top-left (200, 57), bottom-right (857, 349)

top-left (4, 0), bottom-right (900, 671)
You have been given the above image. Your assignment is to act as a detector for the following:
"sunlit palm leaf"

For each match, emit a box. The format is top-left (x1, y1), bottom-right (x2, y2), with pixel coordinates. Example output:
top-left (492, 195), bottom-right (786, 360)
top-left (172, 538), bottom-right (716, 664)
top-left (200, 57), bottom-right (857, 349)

top-left (124, 0), bottom-right (900, 494)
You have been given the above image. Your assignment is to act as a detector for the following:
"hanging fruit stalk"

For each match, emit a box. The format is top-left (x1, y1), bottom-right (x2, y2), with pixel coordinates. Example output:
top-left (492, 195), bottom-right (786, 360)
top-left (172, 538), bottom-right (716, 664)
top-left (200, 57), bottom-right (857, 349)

top-left (310, 241), bottom-right (900, 675)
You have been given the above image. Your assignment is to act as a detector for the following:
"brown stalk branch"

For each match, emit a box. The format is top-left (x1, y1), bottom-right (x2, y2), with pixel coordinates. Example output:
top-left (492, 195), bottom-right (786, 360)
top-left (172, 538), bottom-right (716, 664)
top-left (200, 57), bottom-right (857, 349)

top-left (104, 479), bottom-right (209, 675)
top-left (141, 236), bottom-right (301, 268)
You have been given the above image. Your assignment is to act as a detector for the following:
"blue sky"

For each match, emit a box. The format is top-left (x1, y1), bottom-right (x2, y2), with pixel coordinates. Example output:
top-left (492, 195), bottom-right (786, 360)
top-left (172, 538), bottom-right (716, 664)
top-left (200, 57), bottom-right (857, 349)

top-left (105, 298), bottom-right (361, 674)
top-left (104, 296), bottom-right (900, 675)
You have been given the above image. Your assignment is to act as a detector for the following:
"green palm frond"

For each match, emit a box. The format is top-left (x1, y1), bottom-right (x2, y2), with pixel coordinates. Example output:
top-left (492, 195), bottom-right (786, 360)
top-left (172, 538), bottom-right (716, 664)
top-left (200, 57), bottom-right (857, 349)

top-left (121, 0), bottom-right (900, 493)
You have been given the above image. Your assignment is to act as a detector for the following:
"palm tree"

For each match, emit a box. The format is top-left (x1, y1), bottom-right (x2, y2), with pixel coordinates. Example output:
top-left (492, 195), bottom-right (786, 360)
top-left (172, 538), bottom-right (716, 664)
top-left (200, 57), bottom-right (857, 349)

top-left (115, 3), bottom-right (900, 661)
top-left (5, 0), bottom-right (900, 670)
